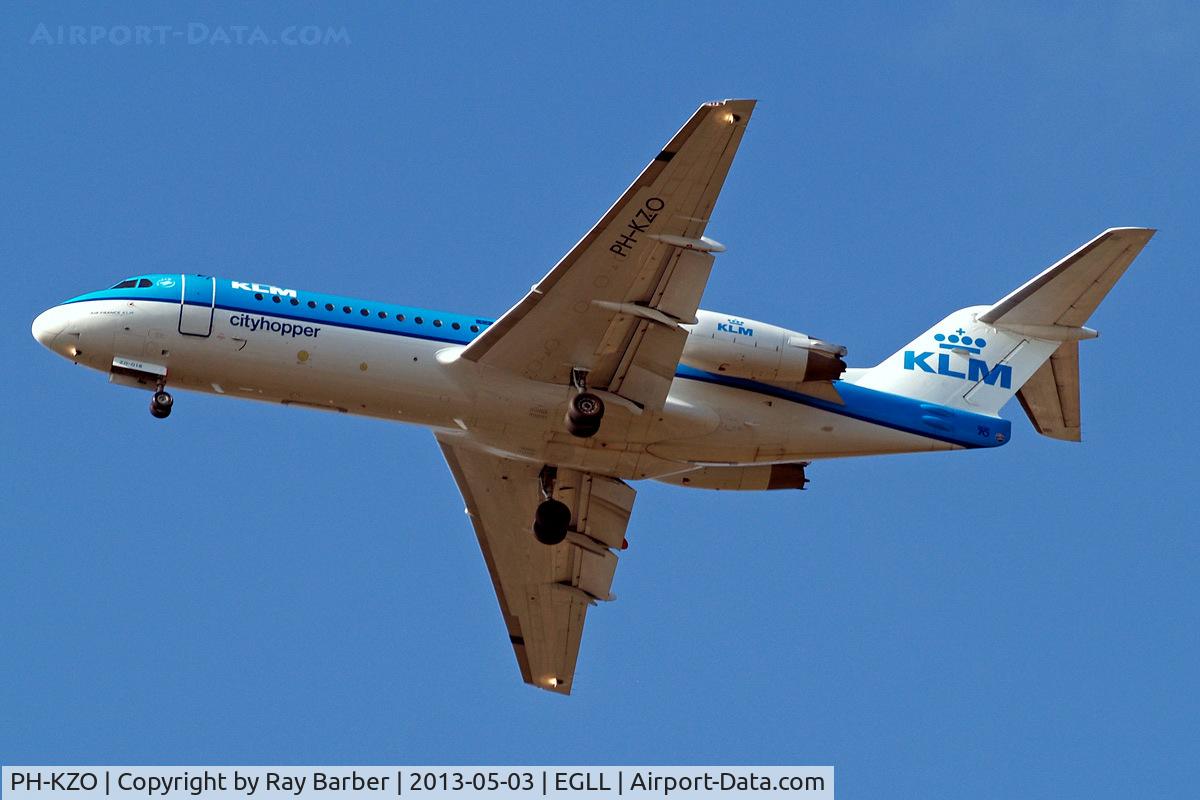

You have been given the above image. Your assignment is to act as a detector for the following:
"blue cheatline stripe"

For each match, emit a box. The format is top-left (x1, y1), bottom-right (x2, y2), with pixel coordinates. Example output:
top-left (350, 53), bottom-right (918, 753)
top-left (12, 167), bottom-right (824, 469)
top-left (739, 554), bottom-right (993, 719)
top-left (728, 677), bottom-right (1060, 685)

top-left (62, 292), bottom-right (478, 345)
top-left (61, 274), bottom-right (1010, 448)
top-left (61, 277), bottom-right (485, 346)
top-left (673, 365), bottom-right (1009, 449)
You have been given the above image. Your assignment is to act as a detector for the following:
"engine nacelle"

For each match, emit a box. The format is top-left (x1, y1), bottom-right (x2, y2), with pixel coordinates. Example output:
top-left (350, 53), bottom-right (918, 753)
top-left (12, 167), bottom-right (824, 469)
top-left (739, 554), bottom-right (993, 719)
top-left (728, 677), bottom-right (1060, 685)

top-left (681, 310), bottom-right (847, 384)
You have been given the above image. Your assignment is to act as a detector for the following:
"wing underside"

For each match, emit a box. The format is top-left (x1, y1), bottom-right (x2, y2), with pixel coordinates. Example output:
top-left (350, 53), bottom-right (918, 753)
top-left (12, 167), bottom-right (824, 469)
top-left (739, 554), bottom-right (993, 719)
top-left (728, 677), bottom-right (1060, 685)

top-left (436, 434), bottom-right (636, 694)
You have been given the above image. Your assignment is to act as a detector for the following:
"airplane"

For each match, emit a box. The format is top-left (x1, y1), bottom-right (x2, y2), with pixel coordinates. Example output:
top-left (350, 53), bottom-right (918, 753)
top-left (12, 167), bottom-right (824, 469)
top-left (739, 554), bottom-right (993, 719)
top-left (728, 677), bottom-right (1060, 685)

top-left (31, 99), bottom-right (1154, 694)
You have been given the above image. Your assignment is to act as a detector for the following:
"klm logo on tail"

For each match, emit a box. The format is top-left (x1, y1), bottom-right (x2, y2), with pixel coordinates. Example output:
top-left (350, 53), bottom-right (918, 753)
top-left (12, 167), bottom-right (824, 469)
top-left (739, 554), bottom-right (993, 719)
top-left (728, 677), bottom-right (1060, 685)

top-left (903, 329), bottom-right (1012, 389)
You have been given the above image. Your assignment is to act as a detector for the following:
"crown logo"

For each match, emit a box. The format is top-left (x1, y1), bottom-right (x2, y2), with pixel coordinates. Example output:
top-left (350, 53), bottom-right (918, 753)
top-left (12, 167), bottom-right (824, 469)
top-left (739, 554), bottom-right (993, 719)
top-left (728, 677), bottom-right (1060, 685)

top-left (934, 328), bottom-right (986, 354)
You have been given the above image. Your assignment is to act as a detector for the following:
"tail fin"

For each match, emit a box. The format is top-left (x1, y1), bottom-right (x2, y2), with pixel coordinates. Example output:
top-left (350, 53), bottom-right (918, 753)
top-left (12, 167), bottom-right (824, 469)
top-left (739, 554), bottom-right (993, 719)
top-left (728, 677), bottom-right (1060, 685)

top-left (855, 228), bottom-right (1155, 435)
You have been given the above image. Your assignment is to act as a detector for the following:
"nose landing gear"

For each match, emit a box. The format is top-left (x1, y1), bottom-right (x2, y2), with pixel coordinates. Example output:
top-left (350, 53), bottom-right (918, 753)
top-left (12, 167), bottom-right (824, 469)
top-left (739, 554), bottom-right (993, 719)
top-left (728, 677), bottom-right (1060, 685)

top-left (150, 388), bottom-right (174, 419)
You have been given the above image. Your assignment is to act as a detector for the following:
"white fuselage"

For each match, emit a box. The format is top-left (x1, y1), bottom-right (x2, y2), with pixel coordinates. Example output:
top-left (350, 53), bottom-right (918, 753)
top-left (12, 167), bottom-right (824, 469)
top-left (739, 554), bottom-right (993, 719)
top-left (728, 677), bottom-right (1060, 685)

top-left (33, 281), bottom-right (978, 485)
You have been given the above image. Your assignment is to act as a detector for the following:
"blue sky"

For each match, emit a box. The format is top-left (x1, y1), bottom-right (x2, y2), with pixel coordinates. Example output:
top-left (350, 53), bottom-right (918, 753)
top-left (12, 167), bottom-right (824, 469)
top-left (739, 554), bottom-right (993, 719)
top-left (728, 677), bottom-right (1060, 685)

top-left (3, 2), bottom-right (1198, 797)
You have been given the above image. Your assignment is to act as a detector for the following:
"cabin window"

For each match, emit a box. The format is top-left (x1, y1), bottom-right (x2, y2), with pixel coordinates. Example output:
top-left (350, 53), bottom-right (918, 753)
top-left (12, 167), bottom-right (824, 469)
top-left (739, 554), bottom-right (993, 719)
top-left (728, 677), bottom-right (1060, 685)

top-left (378, 311), bottom-right (387, 319)
top-left (469, 325), bottom-right (479, 333)
top-left (396, 314), bottom-right (405, 322)
top-left (451, 322), bottom-right (460, 330)
top-left (414, 316), bottom-right (423, 324)
top-left (360, 308), bottom-right (369, 316)
top-left (308, 300), bottom-right (316, 308)
top-left (325, 303), bottom-right (334, 311)
top-left (290, 298), bottom-right (299, 306)
top-left (342, 306), bottom-right (352, 314)
top-left (255, 293), bottom-right (264, 300)
top-left (433, 319), bottom-right (442, 327)
top-left (272, 295), bottom-right (281, 303)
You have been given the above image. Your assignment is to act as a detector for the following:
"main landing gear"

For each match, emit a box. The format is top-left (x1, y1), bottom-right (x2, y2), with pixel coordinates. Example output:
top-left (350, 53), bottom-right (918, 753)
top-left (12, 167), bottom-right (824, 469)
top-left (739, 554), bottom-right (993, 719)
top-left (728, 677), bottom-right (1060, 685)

top-left (149, 386), bottom-right (174, 419)
top-left (565, 368), bottom-right (604, 438)
top-left (533, 466), bottom-right (570, 546)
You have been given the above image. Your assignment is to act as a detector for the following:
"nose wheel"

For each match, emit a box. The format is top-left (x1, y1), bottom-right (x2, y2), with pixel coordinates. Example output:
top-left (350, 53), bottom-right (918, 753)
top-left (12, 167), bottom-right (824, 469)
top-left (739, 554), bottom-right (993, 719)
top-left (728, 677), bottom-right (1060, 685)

top-left (150, 389), bottom-right (173, 419)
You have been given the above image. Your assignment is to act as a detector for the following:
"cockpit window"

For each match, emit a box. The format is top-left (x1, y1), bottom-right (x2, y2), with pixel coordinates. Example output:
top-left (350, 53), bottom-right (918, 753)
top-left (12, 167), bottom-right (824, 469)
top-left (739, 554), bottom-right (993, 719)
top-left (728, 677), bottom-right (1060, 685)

top-left (111, 278), bottom-right (154, 289)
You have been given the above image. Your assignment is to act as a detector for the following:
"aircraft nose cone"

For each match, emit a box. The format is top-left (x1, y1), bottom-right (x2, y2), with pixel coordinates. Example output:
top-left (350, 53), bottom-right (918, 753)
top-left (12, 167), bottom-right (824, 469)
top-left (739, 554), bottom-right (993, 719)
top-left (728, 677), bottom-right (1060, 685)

top-left (32, 307), bottom-right (65, 348)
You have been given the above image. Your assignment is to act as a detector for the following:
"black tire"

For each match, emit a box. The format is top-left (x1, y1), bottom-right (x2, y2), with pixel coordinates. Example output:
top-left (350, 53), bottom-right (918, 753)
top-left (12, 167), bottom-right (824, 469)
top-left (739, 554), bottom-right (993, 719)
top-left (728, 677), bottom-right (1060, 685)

top-left (565, 416), bottom-right (600, 438)
top-left (150, 390), bottom-right (173, 419)
top-left (565, 392), bottom-right (604, 438)
top-left (569, 392), bottom-right (604, 423)
top-left (533, 499), bottom-right (570, 545)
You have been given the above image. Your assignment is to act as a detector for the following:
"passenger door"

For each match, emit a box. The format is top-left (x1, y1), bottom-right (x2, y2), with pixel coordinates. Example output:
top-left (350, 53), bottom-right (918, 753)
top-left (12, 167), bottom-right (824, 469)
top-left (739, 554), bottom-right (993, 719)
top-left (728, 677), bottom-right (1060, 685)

top-left (179, 274), bottom-right (215, 336)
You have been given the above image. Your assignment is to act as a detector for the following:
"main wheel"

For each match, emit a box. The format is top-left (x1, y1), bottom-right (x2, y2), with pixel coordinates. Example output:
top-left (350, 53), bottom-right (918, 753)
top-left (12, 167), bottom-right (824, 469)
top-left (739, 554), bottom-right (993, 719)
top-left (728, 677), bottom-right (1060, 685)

top-left (533, 498), bottom-right (571, 545)
top-left (150, 390), bottom-right (173, 419)
top-left (565, 392), bottom-right (604, 438)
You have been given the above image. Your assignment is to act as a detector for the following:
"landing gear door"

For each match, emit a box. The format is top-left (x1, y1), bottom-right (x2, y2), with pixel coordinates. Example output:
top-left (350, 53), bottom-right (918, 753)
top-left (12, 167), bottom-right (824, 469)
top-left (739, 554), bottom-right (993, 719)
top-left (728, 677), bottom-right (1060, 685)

top-left (179, 274), bottom-right (215, 336)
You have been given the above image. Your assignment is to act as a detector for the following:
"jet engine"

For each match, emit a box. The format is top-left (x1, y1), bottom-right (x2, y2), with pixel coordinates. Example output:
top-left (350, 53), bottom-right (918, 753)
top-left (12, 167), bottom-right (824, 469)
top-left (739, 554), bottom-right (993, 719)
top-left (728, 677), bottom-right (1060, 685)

top-left (680, 310), bottom-right (847, 384)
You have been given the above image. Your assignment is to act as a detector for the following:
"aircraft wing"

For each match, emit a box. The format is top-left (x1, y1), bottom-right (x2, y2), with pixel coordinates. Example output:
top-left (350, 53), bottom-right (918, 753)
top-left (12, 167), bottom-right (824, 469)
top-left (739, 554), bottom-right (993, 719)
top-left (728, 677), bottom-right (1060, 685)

top-left (436, 433), bottom-right (636, 694)
top-left (460, 99), bottom-right (755, 412)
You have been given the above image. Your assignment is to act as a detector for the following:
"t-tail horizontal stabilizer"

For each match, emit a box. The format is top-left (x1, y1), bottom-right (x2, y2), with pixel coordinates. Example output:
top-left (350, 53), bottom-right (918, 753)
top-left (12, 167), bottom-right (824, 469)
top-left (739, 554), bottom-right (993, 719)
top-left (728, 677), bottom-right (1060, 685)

top-left (854, 228), bottom-right (1154, 437)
